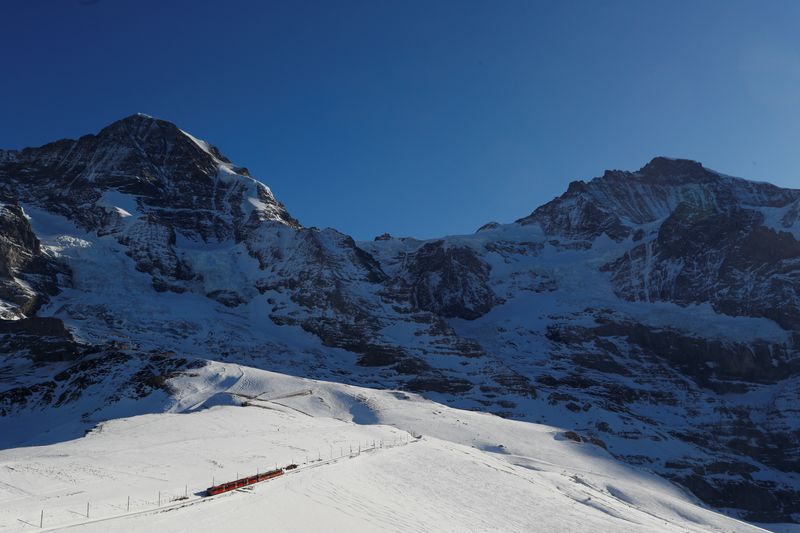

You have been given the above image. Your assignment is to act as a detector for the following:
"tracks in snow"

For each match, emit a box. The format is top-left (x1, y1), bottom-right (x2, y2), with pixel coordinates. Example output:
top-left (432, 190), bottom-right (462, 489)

top-left (38, 433), bottom-right (418, 532)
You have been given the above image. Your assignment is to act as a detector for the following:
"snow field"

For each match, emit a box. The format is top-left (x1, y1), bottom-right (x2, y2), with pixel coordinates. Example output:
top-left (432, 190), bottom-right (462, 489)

top-left (1, 363), bottom-right (770, 532)
top-left (0, 403), bottom-right (408, 532)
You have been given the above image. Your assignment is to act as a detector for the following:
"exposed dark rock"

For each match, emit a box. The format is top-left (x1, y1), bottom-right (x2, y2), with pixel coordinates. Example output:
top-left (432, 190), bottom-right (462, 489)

top-left (405, 376), bottom-right (473, 394)
top-left (604, 204), bottom-right (800, 329)
top-left (517, 186), bottom-right (631, 241)
top-left (0, 199), bottom-right (67, 317)
top-left (676, 475), bottom-right (799, 523)
top-left (562, 431), bottom-right (607, 449)
top-left (0, 317), bottom-right (81, 362)
top-left (405, 241), bottom-right (496, 320)
top-left (548, 318), bottom-right (798, 384)
top-left (476, 221), bottom-right (500, 232)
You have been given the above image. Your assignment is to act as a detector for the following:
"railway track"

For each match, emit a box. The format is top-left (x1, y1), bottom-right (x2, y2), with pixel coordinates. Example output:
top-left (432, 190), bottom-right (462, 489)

top-left (38, 434), bottom-right (419, 532)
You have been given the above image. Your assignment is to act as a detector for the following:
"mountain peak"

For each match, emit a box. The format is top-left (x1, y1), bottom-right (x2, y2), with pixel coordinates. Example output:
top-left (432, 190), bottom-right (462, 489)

top-left (637, 157), bottom-right (714, 181)
top-left (91, 114), bottom-right (234, 167)
top-left (100, 113), bottom-right (182, 140)
top-left (4, 115), bottom-right (299, 234)
top-left (519, 156), bottom-right (799, 235)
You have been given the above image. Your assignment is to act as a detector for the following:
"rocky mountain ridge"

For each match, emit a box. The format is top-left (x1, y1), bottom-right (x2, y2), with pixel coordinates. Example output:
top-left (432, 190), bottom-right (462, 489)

top-left (2, 115), bottom-right (800, 523)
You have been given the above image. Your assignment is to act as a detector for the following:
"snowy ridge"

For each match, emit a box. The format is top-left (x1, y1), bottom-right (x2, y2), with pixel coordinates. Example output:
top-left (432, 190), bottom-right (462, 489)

top-left (181, 126), bottom-right (293, 228)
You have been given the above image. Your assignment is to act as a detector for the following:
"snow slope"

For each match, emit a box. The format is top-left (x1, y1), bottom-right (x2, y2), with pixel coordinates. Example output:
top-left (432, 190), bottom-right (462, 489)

top-left (0, 364), bottom-right (770, 533)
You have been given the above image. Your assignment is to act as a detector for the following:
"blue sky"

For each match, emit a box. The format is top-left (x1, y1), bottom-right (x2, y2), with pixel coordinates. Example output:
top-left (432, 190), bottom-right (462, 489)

top-left (2, 0), bottom-right (799, 239)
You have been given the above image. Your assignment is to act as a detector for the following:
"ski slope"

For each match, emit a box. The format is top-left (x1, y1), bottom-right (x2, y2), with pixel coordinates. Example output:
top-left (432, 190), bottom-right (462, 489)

top-left (0, 363), bottom-right (770, 532)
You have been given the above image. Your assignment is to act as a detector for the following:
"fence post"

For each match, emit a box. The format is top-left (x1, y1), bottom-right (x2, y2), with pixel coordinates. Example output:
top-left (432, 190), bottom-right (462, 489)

top-left (86, 502), bottom-right (90, 519)
top-left (127, 496), bottom-right (130, 512)
top-left (40, 509), bottom-right (43, 528)
top-left (158, 491), bottom-right (161, 507)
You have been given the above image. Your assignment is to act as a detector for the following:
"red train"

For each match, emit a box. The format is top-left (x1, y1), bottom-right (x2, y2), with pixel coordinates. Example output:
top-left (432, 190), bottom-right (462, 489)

top-left (205, 468), bottom-right (284, 496)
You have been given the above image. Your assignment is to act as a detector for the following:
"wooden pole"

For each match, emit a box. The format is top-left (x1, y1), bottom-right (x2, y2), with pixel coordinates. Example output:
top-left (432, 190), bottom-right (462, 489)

top-left (127, 496), bottom-right (130, 512)
top-left (40, 509), bottom-right (43, 528)
top-left (86, 502), bottom-right (89, 518)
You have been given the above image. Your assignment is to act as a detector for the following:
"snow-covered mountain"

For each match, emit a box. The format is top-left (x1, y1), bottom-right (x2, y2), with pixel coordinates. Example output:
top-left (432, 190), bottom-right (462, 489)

top-left (2, 114), bottom-right (800, 527)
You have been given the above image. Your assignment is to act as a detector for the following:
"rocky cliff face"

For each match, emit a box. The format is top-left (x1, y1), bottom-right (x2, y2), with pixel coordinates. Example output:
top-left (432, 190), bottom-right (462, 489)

top-left (2, 117), bottom-right (800, 523)
top-left (403, 240), bottom-right (497, 320)
top-left (604, 202), bottom-right (800, 329)
top-left (0, 195), bottom-right (66, 319)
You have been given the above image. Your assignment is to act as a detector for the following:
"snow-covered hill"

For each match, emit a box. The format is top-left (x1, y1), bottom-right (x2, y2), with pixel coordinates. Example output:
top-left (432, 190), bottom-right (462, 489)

top-left (0, 365), bottom-right (769, 532)
top-left (2, 114), bottom-right (800, 527)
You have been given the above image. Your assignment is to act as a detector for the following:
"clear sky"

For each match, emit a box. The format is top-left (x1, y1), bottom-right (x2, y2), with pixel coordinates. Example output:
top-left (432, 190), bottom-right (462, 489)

top-left (2, 1), bottom-right (799, 240)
